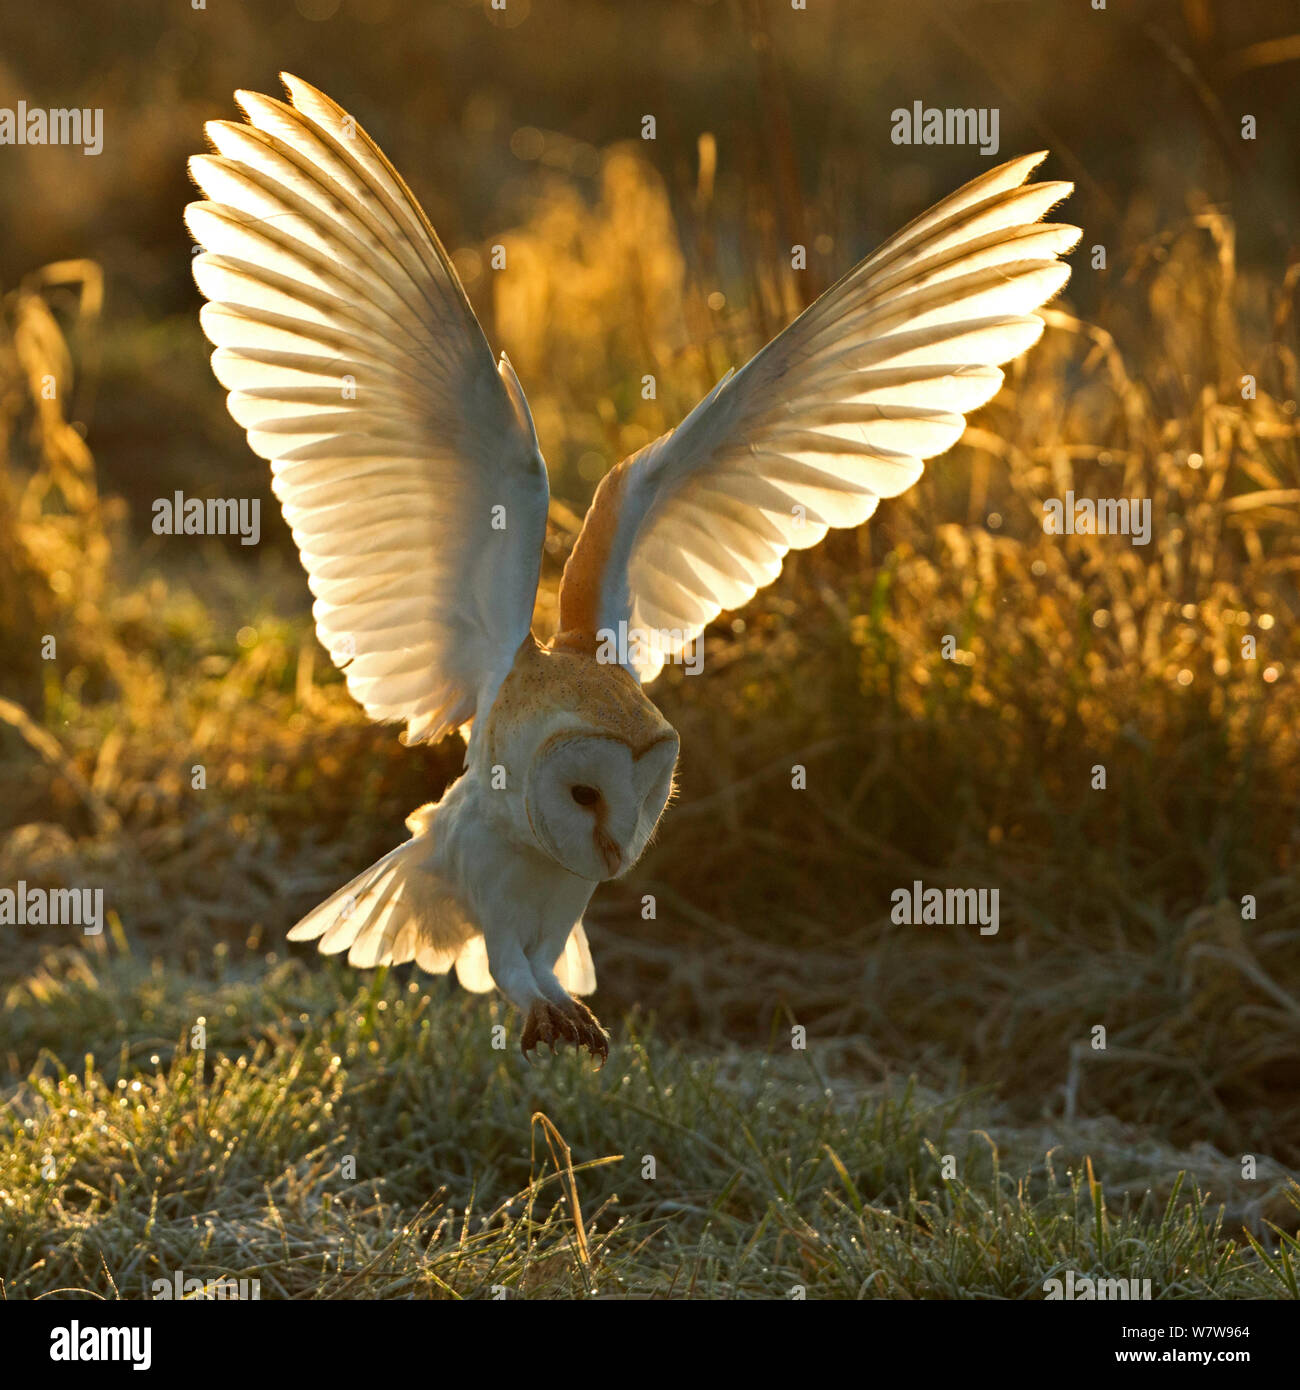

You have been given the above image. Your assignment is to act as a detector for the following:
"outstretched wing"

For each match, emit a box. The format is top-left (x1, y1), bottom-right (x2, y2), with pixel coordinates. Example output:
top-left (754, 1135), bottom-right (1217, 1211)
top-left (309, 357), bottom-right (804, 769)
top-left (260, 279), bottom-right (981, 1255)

top-left (186, 73), bottom-right (548, 744)
top-left (558, 152), bottom-right (1079, 683)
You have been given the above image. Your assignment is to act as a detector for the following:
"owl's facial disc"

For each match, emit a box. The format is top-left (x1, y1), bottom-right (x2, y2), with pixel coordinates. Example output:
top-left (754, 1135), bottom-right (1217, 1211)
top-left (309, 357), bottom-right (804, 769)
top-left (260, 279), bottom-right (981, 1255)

top-left (527, 731), bottom-right (679, 881)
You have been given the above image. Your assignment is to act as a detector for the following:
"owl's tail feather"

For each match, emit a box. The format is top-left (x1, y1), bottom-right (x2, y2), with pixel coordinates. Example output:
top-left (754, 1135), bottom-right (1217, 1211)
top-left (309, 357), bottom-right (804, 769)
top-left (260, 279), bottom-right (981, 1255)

top-left (285, 801), bottom-right (598, 996)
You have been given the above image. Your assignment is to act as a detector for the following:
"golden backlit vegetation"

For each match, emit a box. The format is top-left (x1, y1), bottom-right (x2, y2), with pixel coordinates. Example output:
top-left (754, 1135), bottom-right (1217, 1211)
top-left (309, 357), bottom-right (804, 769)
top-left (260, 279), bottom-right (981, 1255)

top-left (0, 0), bottom-right (1297, 1299)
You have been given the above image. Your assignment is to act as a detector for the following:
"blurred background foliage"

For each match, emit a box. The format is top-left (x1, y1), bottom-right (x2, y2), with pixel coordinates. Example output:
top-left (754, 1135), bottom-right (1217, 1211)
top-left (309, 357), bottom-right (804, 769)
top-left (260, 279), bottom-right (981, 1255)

top-left (1, 0), bottom-right (1298, 1179)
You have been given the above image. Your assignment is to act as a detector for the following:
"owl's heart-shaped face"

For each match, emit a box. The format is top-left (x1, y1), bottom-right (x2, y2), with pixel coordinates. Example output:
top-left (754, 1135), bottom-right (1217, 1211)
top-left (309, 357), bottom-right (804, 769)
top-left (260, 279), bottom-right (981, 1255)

top-left (526, 730), bottom-right (679, 881)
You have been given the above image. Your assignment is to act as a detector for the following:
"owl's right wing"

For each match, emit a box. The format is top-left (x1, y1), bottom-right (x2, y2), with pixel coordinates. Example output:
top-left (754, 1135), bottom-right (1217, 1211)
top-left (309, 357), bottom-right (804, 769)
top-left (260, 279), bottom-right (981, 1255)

top-left (185, 73), bottom-right (548, 745)
top-left (558, 152), bottom-right (1078, 684)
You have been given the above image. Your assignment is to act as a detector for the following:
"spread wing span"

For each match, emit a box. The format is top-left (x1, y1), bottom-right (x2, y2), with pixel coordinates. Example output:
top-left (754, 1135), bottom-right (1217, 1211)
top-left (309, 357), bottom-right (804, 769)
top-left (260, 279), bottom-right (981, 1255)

top-left (558, 152), bottom-right (1079, 683)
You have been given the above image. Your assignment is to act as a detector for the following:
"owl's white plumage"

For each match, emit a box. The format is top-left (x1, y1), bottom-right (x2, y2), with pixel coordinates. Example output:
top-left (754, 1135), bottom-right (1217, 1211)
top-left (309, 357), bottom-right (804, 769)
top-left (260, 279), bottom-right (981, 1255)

top-left (187, 74), bottom-right (1078, 1058)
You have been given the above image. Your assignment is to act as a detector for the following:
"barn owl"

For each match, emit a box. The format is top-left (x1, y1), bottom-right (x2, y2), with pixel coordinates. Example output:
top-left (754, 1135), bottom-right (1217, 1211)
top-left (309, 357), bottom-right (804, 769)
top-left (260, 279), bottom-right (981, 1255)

top-left (186, 74), bottom-right (1078, 1062)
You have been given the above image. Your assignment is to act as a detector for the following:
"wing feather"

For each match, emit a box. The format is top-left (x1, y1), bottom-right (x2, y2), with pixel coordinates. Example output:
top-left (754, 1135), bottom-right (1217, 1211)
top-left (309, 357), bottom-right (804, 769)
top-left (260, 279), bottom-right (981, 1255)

top-left (187, 73), bottom-right (548, 743)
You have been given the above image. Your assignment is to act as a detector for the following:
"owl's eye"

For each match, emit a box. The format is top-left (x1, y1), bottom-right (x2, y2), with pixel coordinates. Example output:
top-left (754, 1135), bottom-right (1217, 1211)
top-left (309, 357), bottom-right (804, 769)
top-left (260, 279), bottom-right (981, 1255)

top-left (570, 784), bottom-right (600, 807)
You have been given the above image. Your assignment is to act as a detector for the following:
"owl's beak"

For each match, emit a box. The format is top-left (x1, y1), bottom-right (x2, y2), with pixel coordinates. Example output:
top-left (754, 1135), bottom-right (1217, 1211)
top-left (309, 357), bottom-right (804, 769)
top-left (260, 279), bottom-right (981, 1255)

top-left (594, 828), bottom-right (622, 877)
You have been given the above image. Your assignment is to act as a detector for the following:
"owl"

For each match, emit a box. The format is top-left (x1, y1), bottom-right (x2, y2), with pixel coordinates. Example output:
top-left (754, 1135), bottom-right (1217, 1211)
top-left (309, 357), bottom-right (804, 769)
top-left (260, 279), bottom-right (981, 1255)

top-left (186, 75), bottom-right (1079, 1062)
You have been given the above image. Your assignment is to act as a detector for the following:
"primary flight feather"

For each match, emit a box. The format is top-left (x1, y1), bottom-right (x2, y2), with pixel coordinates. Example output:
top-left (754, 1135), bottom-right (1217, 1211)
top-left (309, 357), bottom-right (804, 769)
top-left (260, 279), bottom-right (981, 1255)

top-left (186, 74), bottom-right (1079, 1061)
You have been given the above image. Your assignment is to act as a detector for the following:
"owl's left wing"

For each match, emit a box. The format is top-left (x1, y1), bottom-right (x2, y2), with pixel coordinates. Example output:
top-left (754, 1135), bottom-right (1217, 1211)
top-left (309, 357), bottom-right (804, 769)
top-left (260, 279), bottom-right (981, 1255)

top-left (186, 74), bottom-right (548, 745)
top-left (558, 152), bottom-right (1079, 683)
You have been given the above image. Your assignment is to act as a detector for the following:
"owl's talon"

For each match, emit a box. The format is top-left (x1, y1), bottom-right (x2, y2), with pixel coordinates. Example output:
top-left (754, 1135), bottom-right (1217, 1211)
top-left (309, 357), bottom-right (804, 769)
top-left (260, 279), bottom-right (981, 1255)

top-left (562, 998), bottom-right (610, 1066)
top-left (520, 998), bottom-right (609, 1064)
top-left (520, 999), bottom-right (574, 1058)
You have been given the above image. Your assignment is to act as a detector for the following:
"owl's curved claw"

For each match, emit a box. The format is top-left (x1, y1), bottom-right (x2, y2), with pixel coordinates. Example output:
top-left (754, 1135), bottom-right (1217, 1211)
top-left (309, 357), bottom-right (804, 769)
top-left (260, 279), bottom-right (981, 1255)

top-left (564, 998), bottom-right (610, 1067)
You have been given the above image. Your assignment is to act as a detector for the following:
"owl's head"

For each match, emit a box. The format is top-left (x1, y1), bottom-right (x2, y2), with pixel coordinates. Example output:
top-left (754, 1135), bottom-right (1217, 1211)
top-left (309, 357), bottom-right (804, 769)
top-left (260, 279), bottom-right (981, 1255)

top-left (484, 641), bottom-right (681, 882)
top-left (525, 726), bottom-right (679, 880)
